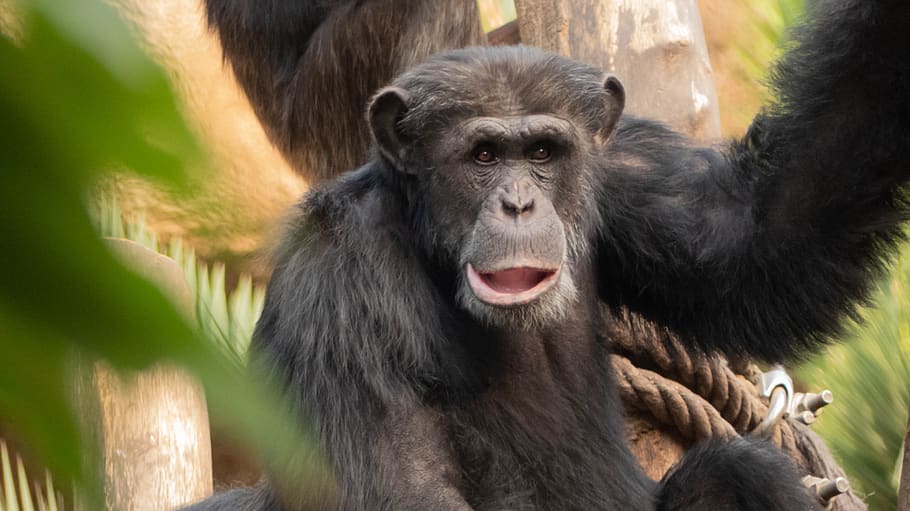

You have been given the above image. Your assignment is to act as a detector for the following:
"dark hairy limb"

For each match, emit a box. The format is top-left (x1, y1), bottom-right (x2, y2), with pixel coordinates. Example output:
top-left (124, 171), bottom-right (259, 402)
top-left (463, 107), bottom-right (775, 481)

top-left (597, 0), bottom-right (910, 361)
top-left (203, 0), bottom-right (484, 181)
top-left (657, 438), bottom-right (819, 511)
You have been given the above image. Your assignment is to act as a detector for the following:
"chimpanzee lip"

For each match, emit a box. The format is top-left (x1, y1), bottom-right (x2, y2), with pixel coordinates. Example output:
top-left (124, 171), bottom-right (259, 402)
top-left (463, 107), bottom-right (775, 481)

top-left (466, 263), bottom-right (560, 306)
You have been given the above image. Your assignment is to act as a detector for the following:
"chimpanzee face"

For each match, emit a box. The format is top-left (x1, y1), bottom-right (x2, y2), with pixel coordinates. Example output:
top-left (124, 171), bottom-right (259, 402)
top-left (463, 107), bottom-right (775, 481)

top-left (368, 48), bottom-right (624, 329)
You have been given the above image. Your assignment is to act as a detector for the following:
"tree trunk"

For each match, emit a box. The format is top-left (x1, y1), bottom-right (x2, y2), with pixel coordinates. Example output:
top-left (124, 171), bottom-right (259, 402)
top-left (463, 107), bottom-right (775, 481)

top-left (75, 239), bottom-right (213, 511)
top-left (514, 0), bottom-right (721, 140)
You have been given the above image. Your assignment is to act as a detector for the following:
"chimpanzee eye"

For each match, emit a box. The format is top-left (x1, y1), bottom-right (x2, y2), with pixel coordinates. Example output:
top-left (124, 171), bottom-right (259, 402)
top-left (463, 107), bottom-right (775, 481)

top-left (527, 142), bottom-right (552, 163)
top-left (473, 145), bottom-right (499, 165)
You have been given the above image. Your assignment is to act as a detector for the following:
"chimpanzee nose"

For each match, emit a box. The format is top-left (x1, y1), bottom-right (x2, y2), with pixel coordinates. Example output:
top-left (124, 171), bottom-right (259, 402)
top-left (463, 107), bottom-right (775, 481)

top-left (500, 191), bottom-right (535, 220)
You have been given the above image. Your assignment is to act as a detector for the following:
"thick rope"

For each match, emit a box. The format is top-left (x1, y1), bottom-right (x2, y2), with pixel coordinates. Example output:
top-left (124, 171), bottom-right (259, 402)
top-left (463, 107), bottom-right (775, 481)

top-left (608, 310), bottom-right (867, 510)
top-left (612, 355), bottom-right (737, 442)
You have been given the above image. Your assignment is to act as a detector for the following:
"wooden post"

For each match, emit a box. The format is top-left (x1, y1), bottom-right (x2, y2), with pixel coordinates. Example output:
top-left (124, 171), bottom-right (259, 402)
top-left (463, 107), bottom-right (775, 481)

top-left (75, 239), bottom-right (213, 511)
top-left (514, 0), bottom-right (722, 140)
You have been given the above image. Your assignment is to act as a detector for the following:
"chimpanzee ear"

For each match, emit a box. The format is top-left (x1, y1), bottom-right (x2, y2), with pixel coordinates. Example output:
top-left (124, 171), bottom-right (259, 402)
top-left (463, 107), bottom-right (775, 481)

top-left (600, 74), bottom-right (625, 140)
top-left (369, 86), bottom-right (413, 172)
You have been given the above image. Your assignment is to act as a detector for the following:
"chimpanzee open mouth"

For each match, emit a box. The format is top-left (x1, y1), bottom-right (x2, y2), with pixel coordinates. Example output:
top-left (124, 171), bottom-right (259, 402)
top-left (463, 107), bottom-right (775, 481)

top-left (466, 264), bottom-right (560, 306)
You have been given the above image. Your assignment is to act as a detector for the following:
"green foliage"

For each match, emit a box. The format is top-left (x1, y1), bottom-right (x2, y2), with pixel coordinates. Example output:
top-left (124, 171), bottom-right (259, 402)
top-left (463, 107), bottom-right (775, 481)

top-left (0, 441), bottom-right (63, 511)
top-left (0, 0), bottom-right (202, 483)
top-left (188, 255), bottom-right (265, 365)
top-left (95, 196), bottom-right (264, 366)
top-left (739, 0), bottom-right (805, 82)
top-left (798, 247), bottom-right (910, 510)
top-left (0, 0), bottom-right (326, 501)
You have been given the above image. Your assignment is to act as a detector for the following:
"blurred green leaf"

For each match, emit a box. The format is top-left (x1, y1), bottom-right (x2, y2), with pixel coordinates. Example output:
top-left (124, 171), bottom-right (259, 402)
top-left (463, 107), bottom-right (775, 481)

top-left (0, 1), bottom-right (202, 481)
top-left (22, 0), bottom-right (156, 89)
top-left (0, 310), bottom-right (79, 486)
top-left (0, 0), bottom-right (325, 497)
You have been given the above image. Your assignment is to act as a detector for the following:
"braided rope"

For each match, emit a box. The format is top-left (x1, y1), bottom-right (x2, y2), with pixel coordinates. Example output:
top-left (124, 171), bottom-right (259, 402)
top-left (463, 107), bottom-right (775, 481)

top-left (612, 355), bottom-right (737, 441)
top-left (608, 311), bottom-right (867, 510)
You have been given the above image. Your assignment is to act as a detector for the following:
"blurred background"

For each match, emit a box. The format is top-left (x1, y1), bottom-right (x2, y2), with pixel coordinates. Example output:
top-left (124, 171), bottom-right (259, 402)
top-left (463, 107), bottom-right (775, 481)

top-left (0, 0), bottom-right (906, 509)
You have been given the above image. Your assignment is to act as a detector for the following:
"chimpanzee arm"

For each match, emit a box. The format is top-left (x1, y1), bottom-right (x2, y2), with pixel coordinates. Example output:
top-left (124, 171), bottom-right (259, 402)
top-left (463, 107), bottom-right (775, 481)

top-left (249, 175), bottom-right (472, 510)
top-left (203, 0), bottom-right (483, 180)
top-left (596, 0), bottom-right (910, 361)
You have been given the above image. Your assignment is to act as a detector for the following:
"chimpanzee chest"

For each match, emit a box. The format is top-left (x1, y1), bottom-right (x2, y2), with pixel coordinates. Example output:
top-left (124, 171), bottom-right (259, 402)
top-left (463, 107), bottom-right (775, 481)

top-left (442, 326), bottom-right (652, 510)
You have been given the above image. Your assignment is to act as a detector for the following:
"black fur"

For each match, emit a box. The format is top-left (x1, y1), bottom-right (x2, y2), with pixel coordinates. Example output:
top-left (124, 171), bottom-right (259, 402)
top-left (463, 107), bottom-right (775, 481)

top-left (183, 486), bottom-right (276, 511)
top-left (657, 438), bottom-right (814, 511)
top-left (204, 0), bottom-right (484, 181)
top-left (597, 0), bottom-right (910, 360)
top-left (186, 0), bottom-right (910, 509)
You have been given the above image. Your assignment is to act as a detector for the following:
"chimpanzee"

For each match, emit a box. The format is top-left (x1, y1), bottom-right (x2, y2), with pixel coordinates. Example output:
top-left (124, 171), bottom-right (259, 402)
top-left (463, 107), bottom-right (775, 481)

top-left (203, 0), bottom-right (484, 181)
top-left (186, 0), bottom-right (910, 509)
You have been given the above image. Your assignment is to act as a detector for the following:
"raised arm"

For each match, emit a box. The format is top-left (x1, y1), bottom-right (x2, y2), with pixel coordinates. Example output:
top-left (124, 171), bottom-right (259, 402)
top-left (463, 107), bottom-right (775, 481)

top-left (203, 0), bottom-right (483, 180)
top-left (596, 0), bottom-right (910, 361)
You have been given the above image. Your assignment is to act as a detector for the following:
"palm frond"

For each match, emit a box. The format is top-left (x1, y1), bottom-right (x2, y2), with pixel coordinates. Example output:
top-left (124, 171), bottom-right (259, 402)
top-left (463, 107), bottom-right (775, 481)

top-left (92, 195), bottom-right (263, 365)
top-left (0, 442), bottom-right (63, 511)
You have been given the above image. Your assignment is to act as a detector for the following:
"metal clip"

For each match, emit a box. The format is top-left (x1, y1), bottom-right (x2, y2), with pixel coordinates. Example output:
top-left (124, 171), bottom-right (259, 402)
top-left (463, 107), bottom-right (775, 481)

top-left (802, 475), bottom-right (850, 509)
top-left (753, 365), bottom-right (794, 437)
